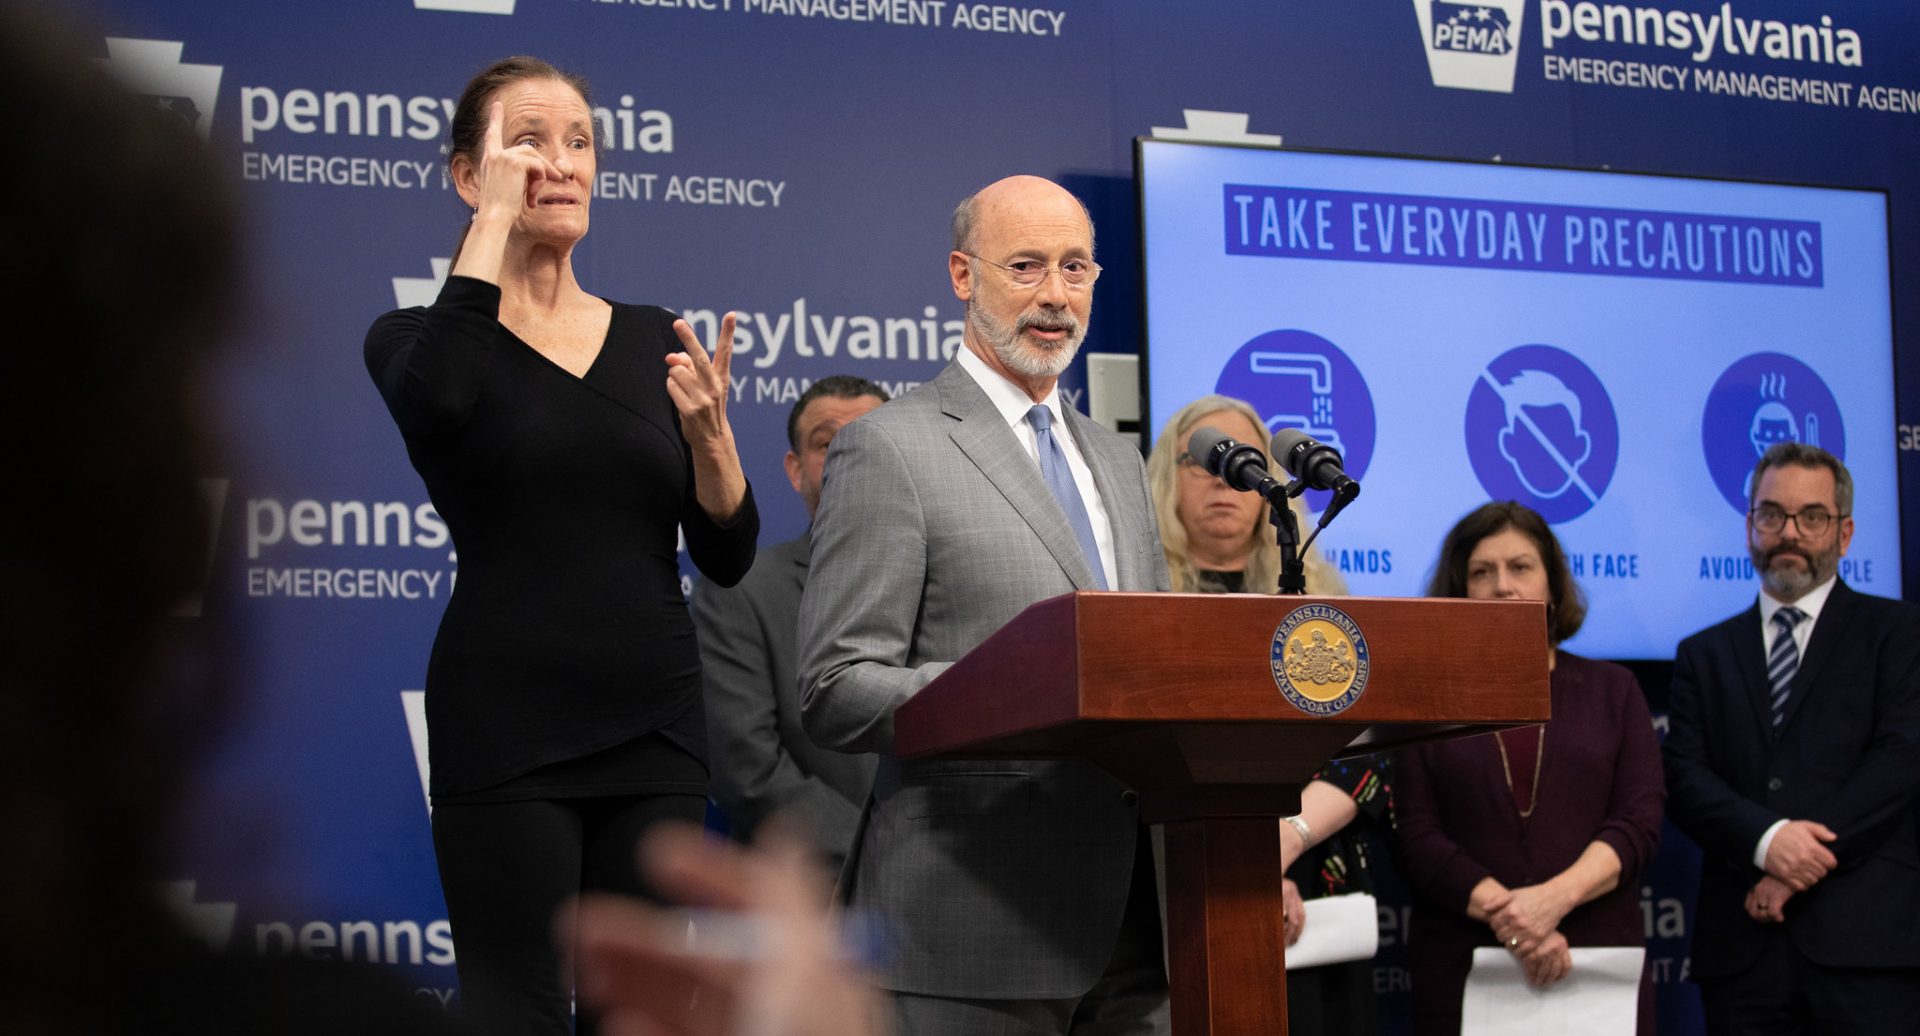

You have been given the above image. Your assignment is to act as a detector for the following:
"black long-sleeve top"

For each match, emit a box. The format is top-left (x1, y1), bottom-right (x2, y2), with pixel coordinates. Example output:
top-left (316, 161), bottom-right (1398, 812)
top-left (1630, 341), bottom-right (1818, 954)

top-left (365, 275), bottom-right (757, 797)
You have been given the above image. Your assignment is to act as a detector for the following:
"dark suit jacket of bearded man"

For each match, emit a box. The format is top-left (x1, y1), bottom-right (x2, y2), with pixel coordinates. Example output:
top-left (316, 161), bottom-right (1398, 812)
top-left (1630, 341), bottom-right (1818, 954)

top-left (1664, 579), bottom-right (1920, 980)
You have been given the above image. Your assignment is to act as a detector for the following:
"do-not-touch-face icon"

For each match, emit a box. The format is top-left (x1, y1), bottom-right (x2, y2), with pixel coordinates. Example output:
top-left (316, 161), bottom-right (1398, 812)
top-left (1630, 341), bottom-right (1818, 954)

top-left (1493, 370), bottom-right (1593, 500)
top-left (1464, 344), bottom-right (1618, 523)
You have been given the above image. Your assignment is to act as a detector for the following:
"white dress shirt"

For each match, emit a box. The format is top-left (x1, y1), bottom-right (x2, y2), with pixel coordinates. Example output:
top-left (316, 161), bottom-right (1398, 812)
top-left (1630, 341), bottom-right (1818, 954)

top-left (954, 346), bottom-right (1118, 586)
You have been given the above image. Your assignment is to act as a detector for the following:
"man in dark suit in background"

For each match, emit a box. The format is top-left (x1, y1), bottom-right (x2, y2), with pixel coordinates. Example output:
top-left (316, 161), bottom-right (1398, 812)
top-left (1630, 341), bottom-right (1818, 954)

top-left (1665, 441), bottom-right (1920, 1033)
top-left (798, 174), bottom-right (1172, 1034)
top-left (694, 376), bottom-right (888, 869)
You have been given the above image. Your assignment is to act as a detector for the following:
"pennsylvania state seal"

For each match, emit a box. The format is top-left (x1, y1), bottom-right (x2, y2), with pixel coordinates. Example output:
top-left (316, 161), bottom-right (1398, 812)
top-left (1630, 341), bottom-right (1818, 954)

top-left (1271, 603), bottom-right (1370, 715)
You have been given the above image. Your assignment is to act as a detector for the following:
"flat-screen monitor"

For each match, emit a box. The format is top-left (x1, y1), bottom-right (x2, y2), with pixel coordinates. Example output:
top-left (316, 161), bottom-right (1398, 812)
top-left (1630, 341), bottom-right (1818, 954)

top-left (1136, 138), bottom-right (1899, 660)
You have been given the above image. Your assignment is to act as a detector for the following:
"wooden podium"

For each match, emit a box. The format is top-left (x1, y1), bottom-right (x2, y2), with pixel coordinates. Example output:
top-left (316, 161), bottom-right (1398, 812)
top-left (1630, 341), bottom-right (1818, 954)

top-left (893, 592), bottom-right (1551, 1036)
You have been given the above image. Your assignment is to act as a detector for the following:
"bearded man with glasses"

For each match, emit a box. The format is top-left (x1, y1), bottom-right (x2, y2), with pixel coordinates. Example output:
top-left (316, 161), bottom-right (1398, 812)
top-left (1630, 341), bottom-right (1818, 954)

top-left (1664, 441), bottom-right (1920, 1033)
top-left (798, 175), bottom-right (1172, 1035)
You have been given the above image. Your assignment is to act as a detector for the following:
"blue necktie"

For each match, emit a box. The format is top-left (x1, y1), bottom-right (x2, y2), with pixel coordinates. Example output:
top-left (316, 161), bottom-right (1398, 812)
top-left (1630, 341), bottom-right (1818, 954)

top-left (1026, 404), bottom-right (1107, 590)
top-left (1767, 606), bottom-right (1805, 731)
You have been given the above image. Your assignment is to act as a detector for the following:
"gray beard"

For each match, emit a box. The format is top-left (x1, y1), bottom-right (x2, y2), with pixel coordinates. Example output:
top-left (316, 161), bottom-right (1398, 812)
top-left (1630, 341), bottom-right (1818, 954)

top-left (968, 299), bottom-right (1085, 379)
top-left (1750, 542), bottom-right (1836, 601)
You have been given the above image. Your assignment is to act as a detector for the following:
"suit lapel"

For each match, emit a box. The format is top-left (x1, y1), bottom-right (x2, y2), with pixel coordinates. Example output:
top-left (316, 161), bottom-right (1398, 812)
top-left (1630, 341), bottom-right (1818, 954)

top-left (935, 364), bottom-right (1101, 590)
top-left (1779, 581), bottom-right (1853, 734)
top-left (1730, 603), bottom-right (1772, 739)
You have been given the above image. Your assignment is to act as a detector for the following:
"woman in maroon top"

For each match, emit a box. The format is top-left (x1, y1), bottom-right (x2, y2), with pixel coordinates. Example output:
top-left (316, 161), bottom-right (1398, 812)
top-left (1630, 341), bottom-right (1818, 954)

top-left (1397, 502), bottom-right (1664, 1035)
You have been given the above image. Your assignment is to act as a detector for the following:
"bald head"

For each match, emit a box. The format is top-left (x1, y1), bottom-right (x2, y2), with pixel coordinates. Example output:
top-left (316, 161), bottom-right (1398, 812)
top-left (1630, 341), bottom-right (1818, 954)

top-left (951, 175), bottom-right (1095, 254)
top-left (948, 175), bottom-right (1098, 398)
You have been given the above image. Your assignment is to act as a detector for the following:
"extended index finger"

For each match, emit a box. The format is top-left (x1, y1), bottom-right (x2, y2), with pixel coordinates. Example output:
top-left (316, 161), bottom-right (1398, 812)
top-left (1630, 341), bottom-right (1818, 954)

top-left (710, 311), bottom-right (735, 384)
top-left (485, 100), bottom-right (505, 155)
top-left (671, 319), bottom-right (713, 373)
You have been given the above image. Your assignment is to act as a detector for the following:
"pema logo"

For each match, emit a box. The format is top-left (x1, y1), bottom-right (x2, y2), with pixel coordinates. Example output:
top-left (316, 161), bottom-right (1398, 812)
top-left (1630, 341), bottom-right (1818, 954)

top-left (414, 0), bottom-right (516, 13)
top-left (1434, 1), bottom-right (1513, 54)
top-left (172, 478), bottom-right (229, 619)
top-left (96, 38), bottom-right (223, 139)
top-left (401, 690), bottom-right (432, 815)
top-left (1410, 0), bottom-right (1527, 93)
top-left (393, 258), bottom-right (453, 310)
top-left (160, 881), bottom-right (238, 952)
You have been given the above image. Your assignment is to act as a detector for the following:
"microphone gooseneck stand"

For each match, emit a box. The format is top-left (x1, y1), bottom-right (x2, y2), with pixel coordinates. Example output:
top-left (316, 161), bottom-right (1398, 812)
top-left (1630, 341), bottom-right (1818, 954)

top-left (1269, 479), bottom-right (1308, 596)
top-left (1269, 478), bottom-right (1360, 596)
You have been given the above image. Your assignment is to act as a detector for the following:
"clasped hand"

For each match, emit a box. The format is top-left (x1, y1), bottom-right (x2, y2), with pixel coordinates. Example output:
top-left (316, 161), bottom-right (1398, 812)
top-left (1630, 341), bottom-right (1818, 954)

top-left (1763, 819), bottom-right (1837, 892)
top-left (1485, 885), bottom-right (1575, 988)
top-left (1743, 874), bottom-right (1795, 923)
top-left (1485, 884), bottom-right (1571, 958)
top-left (1515, 931), bottom-right (1573, 988)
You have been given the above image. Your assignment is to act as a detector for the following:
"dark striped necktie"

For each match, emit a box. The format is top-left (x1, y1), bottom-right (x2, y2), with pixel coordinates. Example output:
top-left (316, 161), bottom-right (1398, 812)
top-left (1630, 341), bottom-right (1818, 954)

top-left (1767, 606), bottom-right (1806, 732)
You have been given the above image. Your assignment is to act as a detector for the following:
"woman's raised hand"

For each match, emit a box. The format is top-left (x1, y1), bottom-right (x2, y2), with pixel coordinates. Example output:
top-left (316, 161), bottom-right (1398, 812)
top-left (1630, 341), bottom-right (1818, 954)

top-left (473, 100), bottom-right (566, 226)
top-left (667, 312), bottom-right (736, 451)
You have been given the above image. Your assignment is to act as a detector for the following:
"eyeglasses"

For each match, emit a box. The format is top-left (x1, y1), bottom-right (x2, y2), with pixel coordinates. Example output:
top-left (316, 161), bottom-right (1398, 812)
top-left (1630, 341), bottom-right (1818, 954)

top-left (1175, 453), bottom-right (1223, 480)
top-left (1749, 503), bottom-right (1846, 536)
top-left (965, 253), bottom-right (1101, 289)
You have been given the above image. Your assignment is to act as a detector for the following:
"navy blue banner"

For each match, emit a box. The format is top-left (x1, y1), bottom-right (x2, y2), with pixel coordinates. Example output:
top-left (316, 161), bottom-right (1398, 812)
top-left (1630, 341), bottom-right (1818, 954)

top-left (1224, 183), bottom-right (1823, 286)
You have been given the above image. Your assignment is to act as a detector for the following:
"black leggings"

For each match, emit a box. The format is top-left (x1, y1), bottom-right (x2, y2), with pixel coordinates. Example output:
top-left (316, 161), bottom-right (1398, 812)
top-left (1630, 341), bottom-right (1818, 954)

top-left (431, 793), bottom-right (706, 1036)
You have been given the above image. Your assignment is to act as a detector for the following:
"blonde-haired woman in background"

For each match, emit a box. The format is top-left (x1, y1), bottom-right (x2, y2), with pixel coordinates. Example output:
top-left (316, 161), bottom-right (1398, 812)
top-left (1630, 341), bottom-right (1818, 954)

top-left (1145, 394), bottom-right (1345, 596)
top-left (1146, 395), bottom-right (1389, 1036)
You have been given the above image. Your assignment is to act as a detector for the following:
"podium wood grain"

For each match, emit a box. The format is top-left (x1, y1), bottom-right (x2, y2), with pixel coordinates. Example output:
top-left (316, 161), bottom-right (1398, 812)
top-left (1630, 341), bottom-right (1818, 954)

top-left (894, 592), bottom-right (1550, 1036)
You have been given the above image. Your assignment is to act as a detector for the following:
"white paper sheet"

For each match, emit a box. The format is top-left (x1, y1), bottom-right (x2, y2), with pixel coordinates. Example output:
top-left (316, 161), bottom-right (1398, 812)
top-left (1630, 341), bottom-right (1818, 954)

top-left (1461, 946), bottom-right (1645, 1036)
top-left (1283, 893), bottom-right (1379, 970)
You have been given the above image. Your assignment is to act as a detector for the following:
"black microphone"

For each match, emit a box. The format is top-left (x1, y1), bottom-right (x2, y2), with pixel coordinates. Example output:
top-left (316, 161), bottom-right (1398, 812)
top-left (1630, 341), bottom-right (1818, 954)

top-left (1269, 429), bottom-right (1358, 493)
top-left (1270, 429), bottom-right (1361, 520)
top-left (1187, 426), bottom-right (1286, 502)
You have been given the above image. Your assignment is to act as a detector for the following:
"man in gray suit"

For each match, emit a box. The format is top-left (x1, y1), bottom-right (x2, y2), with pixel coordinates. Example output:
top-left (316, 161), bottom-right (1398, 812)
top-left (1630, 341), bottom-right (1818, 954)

top-left (694, 375), bottom-right (889, 869)
top-left (799, 175), bottom-right (1173, 1034)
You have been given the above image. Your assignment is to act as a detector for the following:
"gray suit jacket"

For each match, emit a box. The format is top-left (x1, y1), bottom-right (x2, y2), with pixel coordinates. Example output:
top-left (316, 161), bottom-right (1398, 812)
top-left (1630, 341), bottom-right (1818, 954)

top-left (798, 360), bottom-right (1171, 999)
top-left (693, 535), bottom-right (874, 865)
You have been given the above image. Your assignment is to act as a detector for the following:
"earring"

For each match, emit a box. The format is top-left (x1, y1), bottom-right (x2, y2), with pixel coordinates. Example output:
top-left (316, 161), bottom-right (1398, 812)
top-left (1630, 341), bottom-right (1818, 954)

top-left (469, 206), bottom-right (478, 223)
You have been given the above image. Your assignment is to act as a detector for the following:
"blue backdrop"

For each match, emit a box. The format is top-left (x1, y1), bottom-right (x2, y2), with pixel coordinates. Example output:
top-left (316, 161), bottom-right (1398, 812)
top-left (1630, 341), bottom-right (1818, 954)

top-left (65, 0), bottom-right (1920, 1028)
top-left (1138, 141), bottom-right (1901, 661)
